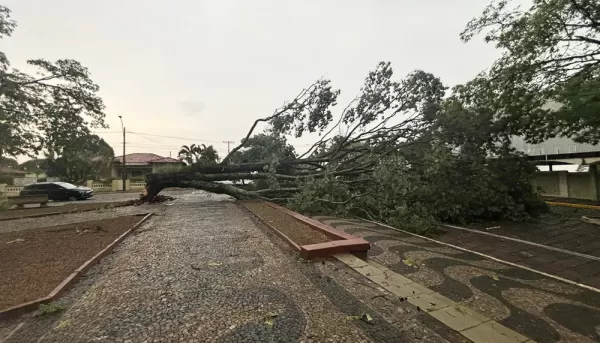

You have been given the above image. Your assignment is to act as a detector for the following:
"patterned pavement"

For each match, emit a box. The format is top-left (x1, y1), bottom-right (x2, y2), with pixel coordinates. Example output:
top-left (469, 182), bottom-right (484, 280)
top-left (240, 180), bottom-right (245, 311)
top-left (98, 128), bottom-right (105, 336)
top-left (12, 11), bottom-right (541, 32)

top-left (314, 216), bottom-right (600, 343)
top-left (0, 192), bottom-right (468, 343)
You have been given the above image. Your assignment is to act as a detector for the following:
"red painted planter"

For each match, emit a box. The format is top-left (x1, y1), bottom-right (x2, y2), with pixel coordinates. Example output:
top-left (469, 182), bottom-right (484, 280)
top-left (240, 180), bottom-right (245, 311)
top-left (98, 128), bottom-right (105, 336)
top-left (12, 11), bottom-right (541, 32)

top-left (241, 201), bottom-right (370, 260)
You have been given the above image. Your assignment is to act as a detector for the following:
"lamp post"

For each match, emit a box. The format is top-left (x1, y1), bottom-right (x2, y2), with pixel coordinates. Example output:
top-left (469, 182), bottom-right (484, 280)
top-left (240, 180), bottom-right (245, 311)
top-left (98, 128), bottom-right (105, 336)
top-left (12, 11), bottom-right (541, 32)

top-left (118, 116), bottom-right (126, 192)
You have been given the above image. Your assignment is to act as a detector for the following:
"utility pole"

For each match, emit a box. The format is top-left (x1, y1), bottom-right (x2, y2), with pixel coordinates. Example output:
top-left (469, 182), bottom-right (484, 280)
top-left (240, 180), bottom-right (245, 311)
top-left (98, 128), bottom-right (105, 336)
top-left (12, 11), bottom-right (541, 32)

top-left (119, 116), bottom-right (126, 192)
top-left (223, 140), bottom-right (234, 153)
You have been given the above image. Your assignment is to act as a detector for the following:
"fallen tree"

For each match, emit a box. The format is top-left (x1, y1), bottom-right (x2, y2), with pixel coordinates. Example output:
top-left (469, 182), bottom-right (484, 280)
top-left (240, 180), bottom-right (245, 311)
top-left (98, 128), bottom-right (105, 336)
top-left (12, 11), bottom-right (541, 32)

top-left (142, 62), bottom-right (545, 232)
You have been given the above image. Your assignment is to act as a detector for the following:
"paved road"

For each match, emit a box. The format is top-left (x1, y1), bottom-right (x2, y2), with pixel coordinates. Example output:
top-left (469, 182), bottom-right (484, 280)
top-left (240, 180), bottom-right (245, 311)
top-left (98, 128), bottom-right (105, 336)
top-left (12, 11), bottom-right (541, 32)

top-left (315, 216), bottom-right (600, 343)
top-left (0, 191), bottom-right (467, 342)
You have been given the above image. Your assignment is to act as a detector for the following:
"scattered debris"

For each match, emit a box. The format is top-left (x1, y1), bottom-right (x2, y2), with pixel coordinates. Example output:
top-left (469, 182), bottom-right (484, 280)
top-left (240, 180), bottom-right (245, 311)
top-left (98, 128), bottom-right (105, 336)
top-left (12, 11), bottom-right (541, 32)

top-left (399, 297), bottom-right (407, 302)
top-left (54, 320), bottom-right (70, 330)
top-left (485, 226), bottom-right (501, 230)
top-left (37, 303), bottom-right (66, 316)
top-left (360, 313), bottom-right (373, 324)
top-left (6, 238), bottom-right (24, 244)
top-left (519, 251), bottom-right (535, 258)
top-left (346, 312), bottom-right (373, 324)
top-left (136, 194), bottom-right (176, 205)
top-left (416, 306), bottom-right (421, 311)
top-left (491, 273), bottom-right (500, 281)
top-left (264, 312), bottom-right (278, 327)
top-left (208, 261), bottom-right (222, 267)
top-left (402, 258), bottom-right (418, 268)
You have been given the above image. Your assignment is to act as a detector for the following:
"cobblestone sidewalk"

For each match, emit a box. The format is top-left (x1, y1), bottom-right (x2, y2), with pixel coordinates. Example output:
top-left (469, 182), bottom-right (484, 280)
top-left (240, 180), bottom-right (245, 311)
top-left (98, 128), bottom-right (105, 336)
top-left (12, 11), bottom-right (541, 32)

top-left (315, 216), bottom-right (600, 343)
top-left (0, 192), bottom-right (466, 342)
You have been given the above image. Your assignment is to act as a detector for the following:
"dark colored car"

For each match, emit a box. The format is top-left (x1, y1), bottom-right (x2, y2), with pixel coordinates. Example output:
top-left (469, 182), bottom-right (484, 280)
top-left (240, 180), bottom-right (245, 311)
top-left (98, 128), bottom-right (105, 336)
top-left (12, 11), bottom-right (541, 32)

top-left (19, 182), bottom-right (94, 201)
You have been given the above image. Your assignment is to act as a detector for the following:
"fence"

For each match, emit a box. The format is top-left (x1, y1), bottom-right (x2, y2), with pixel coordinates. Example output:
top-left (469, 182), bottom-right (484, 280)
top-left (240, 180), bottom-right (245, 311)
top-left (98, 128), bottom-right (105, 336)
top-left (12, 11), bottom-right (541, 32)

top-left (0, 185), bottom-right (24, 197)
top-left (87, 180), bottom-right (145, 192)
top-left (130, 182), bottom-right (145, 190)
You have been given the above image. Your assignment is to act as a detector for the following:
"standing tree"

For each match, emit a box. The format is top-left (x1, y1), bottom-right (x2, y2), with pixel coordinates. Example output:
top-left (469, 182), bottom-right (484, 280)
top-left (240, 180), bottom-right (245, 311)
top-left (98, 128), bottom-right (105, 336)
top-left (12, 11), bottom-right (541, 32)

top-left (0, 5), bottom-right (106, 159)
top-left (198, 145), bottom-right (219, 165)
top-left (461, 0), bottom-right (600, 143)
top-left (45, 135), bottom-right (114, 183)
top-left (178, 144), bottom-right (197, 166)
top-left (0, 156), bottom-right (17, 169)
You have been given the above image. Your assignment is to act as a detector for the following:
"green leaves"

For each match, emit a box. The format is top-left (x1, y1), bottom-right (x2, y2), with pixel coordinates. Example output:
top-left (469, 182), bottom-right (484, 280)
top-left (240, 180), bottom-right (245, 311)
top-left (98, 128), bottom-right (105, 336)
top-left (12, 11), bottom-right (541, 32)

top-left (0, 5), bottom-right (106, 159)
top-left (462, 0), bottom-right (600, 143)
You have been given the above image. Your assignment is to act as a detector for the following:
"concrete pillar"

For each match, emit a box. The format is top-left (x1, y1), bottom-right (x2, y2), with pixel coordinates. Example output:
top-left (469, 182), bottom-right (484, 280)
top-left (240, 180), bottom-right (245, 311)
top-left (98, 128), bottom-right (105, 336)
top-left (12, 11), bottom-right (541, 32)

top-left (590, 165), bottom-right (599, 201)
top-left (0, 184), bottom-right (5, 194)
top-left (126, 179), bottom-right (131, 191)
top-left (558, 171), bottom-right (569, 198)
top-left (86, 180), bottom-right (93, 188)
top-left (112, 180), bottom-right (119, 192)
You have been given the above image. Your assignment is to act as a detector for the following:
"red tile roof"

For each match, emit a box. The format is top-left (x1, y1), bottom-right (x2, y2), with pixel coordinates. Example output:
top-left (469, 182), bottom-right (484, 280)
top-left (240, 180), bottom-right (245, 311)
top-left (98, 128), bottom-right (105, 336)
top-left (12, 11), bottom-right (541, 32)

top-left (0, 167), bottom-right (27, 175)
top-left (114, 153), bottom-right (181, 165)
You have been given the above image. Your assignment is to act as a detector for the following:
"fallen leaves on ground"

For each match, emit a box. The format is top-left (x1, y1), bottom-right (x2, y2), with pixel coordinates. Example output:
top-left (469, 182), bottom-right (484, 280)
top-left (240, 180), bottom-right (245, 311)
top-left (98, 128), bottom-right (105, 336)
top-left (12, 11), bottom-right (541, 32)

top-left (346, 312), bottom-right (373, 324)
top-left (264, 312), bottom-right (278, 327)
top-left (402, 258), bottom-right (418, 268)
top-left (54, 320), bottom-right (70, 330)
top-left (6, 238), bottom-right (24, 244)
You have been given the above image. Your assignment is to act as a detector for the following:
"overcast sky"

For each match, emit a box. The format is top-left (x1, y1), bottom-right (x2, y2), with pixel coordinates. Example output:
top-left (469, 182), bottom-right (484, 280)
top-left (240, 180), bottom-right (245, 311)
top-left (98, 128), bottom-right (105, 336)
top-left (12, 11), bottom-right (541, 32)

top-left (3, 0), bottom-right (520, 162)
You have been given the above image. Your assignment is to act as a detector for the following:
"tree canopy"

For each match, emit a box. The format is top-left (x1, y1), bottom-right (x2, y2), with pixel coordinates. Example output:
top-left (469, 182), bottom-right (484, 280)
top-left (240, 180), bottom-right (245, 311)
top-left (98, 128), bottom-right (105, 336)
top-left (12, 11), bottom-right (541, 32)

top-left (45, 135), bottom-right (114, 183)
top-left (178, 144), bottom-right (220, 166)
top-left (461, 0), bottom-right (600, 143)
top-left (0, 5), bottom-right (106, 159)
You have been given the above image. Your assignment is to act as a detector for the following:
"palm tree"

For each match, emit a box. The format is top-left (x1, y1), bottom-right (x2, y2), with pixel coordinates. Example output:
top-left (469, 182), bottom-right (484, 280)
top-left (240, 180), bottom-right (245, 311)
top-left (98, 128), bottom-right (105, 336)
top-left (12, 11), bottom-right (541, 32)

top-left (199, 145), bottom-right (219, 164)
top-left (178, 144), bottom-right (195, 166)
top-left (190, 144), bottom-right (206, 164)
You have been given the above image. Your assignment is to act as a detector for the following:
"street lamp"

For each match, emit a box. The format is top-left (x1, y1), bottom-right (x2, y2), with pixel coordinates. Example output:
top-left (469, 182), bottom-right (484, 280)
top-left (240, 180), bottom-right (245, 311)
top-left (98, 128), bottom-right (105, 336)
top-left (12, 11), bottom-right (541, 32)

top-left (118, 116), bottom-right (126, 192)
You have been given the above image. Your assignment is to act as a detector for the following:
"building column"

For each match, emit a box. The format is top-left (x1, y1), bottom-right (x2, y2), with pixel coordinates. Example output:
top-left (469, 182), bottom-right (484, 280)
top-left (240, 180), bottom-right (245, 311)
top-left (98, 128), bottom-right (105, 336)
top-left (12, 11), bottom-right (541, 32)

top-left (590, 164), bottom-right (599, 201)
top-left (558, 171), bottom-right (569, 198)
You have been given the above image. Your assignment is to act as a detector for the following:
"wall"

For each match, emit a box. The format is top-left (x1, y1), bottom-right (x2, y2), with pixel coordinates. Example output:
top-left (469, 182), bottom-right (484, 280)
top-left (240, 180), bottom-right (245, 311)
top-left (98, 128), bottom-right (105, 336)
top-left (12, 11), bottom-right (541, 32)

top-left (13, 176), bottom-right (37, 186)
top-left (533, 169), bottom-right (599, 200)
top-left (533, 172), bottom-right (561, 197)
top-left (567, 173), bottom-right (594, 199)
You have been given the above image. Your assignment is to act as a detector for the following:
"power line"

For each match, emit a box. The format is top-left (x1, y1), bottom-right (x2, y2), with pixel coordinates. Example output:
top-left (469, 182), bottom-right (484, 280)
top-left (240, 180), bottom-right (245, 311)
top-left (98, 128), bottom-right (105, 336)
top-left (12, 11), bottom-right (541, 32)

top-left (127, 131), bottom-right (229, 144)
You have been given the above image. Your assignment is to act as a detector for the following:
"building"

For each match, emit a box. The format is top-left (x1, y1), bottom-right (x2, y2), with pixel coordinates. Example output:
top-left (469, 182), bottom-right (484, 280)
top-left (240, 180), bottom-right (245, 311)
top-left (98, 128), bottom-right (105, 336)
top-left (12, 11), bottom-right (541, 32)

top-left (512, 136), bottom-right (600, 171)
top-left (111, 153), bottom-right (184, 179)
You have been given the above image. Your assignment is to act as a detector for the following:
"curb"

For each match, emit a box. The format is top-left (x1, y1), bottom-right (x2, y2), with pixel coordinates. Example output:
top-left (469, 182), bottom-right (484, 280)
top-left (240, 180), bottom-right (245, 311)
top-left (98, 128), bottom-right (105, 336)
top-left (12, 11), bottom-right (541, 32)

top-left (0, 201), bottom-right (135, 222)
top-left (335, 253), bottom-right (534, 343)
top-left (546, 201), bottom-right (600, 210)
top-left (0, 212), bottom-right (154, 320)
top-left (240, 201), bottom-right (369, 259)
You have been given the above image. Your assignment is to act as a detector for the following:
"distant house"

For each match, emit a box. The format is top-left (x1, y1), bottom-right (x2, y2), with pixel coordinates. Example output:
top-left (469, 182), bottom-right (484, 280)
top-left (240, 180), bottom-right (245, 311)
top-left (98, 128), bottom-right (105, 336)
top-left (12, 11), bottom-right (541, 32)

top-left (0, 167), bottom-right (27, 176)
top-left (111, 153), bottom-right (184, 179)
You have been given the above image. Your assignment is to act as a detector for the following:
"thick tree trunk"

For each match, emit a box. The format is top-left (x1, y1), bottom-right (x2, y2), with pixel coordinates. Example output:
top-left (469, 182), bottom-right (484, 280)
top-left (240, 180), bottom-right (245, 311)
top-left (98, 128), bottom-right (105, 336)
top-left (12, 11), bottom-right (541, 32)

top-left (141, 171), bottom-right (301, 202)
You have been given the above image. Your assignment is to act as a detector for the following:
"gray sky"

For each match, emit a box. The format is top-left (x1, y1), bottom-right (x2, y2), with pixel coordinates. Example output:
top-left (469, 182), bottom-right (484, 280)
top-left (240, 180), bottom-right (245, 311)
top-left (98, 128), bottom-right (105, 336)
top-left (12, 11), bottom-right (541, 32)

top-left (3, 0), bottom-right (510, 162)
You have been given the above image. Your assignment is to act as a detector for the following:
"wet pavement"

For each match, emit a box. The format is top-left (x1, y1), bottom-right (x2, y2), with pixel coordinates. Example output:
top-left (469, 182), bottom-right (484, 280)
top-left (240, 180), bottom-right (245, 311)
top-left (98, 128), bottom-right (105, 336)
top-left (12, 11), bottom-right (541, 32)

top-left (314, 216), bottom-right (600, 343)
top-left (434, 224), bottom-right (600, 289)
top-left (0, 191), bottom-right (466, 342)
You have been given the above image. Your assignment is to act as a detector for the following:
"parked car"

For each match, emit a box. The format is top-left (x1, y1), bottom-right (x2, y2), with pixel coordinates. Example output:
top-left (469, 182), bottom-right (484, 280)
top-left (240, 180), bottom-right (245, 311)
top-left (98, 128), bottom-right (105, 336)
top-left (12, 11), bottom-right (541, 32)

top-left (19, 182), bottom-right (94, 201)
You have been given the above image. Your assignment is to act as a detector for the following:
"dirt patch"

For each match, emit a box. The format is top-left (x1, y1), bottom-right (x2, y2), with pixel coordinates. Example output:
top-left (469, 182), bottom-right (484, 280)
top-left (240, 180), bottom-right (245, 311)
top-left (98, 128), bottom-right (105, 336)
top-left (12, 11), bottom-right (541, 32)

top-left (0, 201), bottom-right (134, 221)
top-left (0, 215), bottom-right (143, 310)
top-left (242, 201), bottom-right (331, 246)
